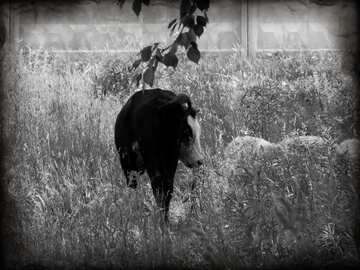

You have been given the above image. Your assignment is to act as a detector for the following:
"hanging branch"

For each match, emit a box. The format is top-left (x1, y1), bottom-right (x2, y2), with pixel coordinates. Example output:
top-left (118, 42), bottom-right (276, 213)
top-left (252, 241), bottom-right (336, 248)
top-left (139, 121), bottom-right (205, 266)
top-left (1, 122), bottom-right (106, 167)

top-left (118, 0), bottom-right (210, 87)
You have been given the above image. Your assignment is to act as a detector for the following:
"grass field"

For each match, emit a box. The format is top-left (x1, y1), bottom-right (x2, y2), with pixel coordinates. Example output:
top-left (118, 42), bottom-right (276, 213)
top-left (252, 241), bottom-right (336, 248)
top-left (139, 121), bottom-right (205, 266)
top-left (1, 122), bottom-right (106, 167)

top-left (1, 46), bottom-right (359, 269)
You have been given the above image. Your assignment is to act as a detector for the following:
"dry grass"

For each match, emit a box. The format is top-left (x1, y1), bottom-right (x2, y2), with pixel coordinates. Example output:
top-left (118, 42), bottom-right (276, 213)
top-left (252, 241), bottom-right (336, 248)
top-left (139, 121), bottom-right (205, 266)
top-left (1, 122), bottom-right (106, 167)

top-left (1, 47), bottom-right (359, 269)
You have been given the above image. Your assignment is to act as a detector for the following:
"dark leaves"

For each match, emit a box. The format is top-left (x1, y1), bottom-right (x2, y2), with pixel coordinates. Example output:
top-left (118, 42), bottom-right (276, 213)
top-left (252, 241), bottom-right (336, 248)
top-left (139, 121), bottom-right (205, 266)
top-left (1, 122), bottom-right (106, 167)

top-left (126, 0), bottom-right (210, 84)
top-left (132, 73), bottom-right (142, 87)
top-left (132, 0), bottom-right (151, 16)
top-left (155, 48), bottom-right (163, 62)
top-left (176, 33), bottom-right (189, 48)
top-left (189, 4), bottom-right (197, 14)
top-left (170, 22), bottom-right (177, 35)
top-left (148, 57), bottom-right (156, 68)
top-left (131, 42), bottom-right (162, 87)
top-left (116, 0), bottom-right (126, 8)
top-left (140, 45), bottom-right (152, 62)
top-left (193, 24), bottom-right (204, 37)
top-left (196, 15), bottom-right (207, 26)
top-left (204, 10), bottom-right (209, 23)
top-left (196, 0), bottom-right (210, 11)
top-left (163, 52), bottom-right (179, 68)
top-left (132, 0), bottom-right (142, 16)
top-left (168, 18), bottom-right (177, 29)
top-left (177, 30), bottom-right (197, 49)
top-left (132, 59), bottom-right (142, 70)
top-left (152, 42), bottom-right (160, 51)
top-left (169, 43), bottom-right (178, 55)
top-left (176, 32), bottom-right (190, 49)
top-left (180, 0), bottom-right (191, 18)
top-left (182, 15), bottom-right (195, 28)
top-left (187, 42), bottom-right (200, 64)
top-left (188, 29), bottom-right (197, 43)
top-left (168, 19), bottom-right (178, 36)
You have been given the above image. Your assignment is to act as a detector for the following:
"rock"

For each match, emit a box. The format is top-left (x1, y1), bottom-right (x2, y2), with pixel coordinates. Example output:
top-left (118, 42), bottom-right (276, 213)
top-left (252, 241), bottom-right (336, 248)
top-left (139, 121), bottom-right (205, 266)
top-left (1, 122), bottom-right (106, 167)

top-left (222, 136), bottom-right (284, 178)
top-left (335, 138), bottom-right (360, 195)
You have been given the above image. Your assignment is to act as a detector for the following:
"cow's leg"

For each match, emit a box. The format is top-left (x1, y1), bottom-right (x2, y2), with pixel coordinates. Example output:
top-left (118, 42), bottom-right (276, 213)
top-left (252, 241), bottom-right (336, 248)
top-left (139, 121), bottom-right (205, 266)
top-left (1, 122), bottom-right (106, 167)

top-left (151, 177), bottom-right (173, 223)
top-left (119, 146), bottom-right (144, 189)
top-left (119, 148), bottom-right (132, 187)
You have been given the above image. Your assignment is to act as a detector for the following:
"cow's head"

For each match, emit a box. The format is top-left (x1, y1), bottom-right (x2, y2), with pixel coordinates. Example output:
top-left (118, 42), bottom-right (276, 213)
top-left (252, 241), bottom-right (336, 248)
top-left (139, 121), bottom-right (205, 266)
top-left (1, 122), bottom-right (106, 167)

top-left (162, 94), bottom-right (204, 168)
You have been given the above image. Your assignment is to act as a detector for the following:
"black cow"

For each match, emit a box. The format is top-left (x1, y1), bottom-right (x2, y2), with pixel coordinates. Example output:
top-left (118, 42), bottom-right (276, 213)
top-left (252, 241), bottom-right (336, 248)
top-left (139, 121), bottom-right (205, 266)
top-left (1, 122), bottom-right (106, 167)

top-left (114, 88), bottom-right (204, 222)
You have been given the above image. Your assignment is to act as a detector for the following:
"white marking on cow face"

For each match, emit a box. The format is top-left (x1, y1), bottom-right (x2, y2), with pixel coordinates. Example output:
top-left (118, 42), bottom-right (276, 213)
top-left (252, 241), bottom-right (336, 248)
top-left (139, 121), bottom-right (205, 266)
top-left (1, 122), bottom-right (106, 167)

top-left (131, 141), bottom-right (144, 167)
top-left (179, 115), bottom-right (204, 168)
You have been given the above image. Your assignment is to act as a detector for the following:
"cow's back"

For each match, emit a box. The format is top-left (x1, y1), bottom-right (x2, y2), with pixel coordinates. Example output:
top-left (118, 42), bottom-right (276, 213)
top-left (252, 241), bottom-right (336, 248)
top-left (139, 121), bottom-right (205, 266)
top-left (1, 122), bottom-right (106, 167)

top-left (114, 89), bottom-right (176, 151)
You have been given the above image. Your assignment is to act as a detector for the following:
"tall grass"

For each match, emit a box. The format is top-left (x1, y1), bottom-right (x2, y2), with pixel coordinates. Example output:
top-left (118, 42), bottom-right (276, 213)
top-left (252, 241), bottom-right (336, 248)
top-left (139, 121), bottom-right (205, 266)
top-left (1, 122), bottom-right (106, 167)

top-left (1, 46), bottom-right (359, 269)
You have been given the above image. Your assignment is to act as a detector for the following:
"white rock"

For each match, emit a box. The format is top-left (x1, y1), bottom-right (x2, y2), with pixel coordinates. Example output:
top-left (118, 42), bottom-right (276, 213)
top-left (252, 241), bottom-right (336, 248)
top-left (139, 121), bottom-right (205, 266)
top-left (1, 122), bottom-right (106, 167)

top-left (279, 135), bottom-right (328, 150)
top-left (222, 136), bottom-right (283, 178)
top-left (335, 138), bottom-right (359, 160)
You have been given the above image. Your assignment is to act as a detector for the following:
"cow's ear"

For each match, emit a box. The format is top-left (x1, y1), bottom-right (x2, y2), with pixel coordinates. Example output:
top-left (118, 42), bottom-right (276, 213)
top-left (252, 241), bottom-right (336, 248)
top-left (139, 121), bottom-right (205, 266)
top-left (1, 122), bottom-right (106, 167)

top-left (160, 94), bottom-right (190, 117)
top-left (181, 102), bottom-right (189, 111)
top-left (171, 94), bottom-right (191, 108)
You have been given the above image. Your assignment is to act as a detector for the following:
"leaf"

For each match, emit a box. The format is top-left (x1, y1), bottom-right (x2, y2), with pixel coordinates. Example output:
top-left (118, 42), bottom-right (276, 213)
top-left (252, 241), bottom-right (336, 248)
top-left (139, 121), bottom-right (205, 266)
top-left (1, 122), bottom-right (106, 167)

top-left (163, 52), bottom-right (178, 68)
top-left (193, 24), bottom-right (204, 37)
top-left (155, 49), bottom-right (163, 62)
top-left (168, 18), bottom-right (177, 29)
top-left (153, 58), bottom-right (159, 71)
top-left (196, 0), bottom-right (209, 11)
top-left (116, 0), bottom-right (126, 8)
top-left (190, 41), bottom-right (198, 50)
top-left (204, 10), bottom-right (209, 23)
top-left (132, 0), bottom-right (142, 16)
top-left (132, 73), bottom-right (142, 87)
top-left (180, 0), bottom-right (191, 18)
top-left (182, 15), bottom-right (195, 28)
top-left (142, 0), bottom-right (150, 5)
top-left (140, 45), bottom-right (152, 62)
top-left (148, 57), bottom-right (156, 68)
top-left (176, 31), bottom-right (196, 49)
top-left (189, 4), bottom-right (197, 14)
top-left (152, 42), bottom-right (160, 51)
top-left (196, 15), bottom-right (207, 26)
top-left (170, 22), bottom-right (177, 36)
top-left (188, 29), bottom-right (197, 43)
top-left (169, 43), bottom-right (178, 54)
top-left (143, 66), bottom-right (155, 86)
top-left (132, 59), bottom-right (142, 70)
top-left (176, 32), bottom-right (191, 49)
top-left (187, 43), bottom-right (200, 64)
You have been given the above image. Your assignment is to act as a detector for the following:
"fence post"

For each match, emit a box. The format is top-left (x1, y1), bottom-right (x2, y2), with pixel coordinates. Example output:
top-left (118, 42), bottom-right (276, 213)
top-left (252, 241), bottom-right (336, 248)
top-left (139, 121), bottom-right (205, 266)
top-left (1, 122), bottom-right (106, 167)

top-left (240, 0), bottom-right (248, 58)
top-left (8, 1), bottom-right (20, 53)
top-left (247, 0), bottom-right (258, 59)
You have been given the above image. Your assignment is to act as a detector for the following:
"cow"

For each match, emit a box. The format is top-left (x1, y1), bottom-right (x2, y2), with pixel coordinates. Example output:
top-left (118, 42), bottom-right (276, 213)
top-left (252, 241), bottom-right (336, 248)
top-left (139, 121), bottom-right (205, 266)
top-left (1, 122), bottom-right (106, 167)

top-left (114, 88), bottom-right (204, 222)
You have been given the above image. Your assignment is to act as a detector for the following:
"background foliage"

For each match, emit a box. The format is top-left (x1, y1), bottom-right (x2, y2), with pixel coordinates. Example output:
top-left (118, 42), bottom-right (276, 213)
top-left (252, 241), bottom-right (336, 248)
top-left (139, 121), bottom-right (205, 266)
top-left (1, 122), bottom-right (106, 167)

top-left (1, 44), bottom-right (359, 268)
